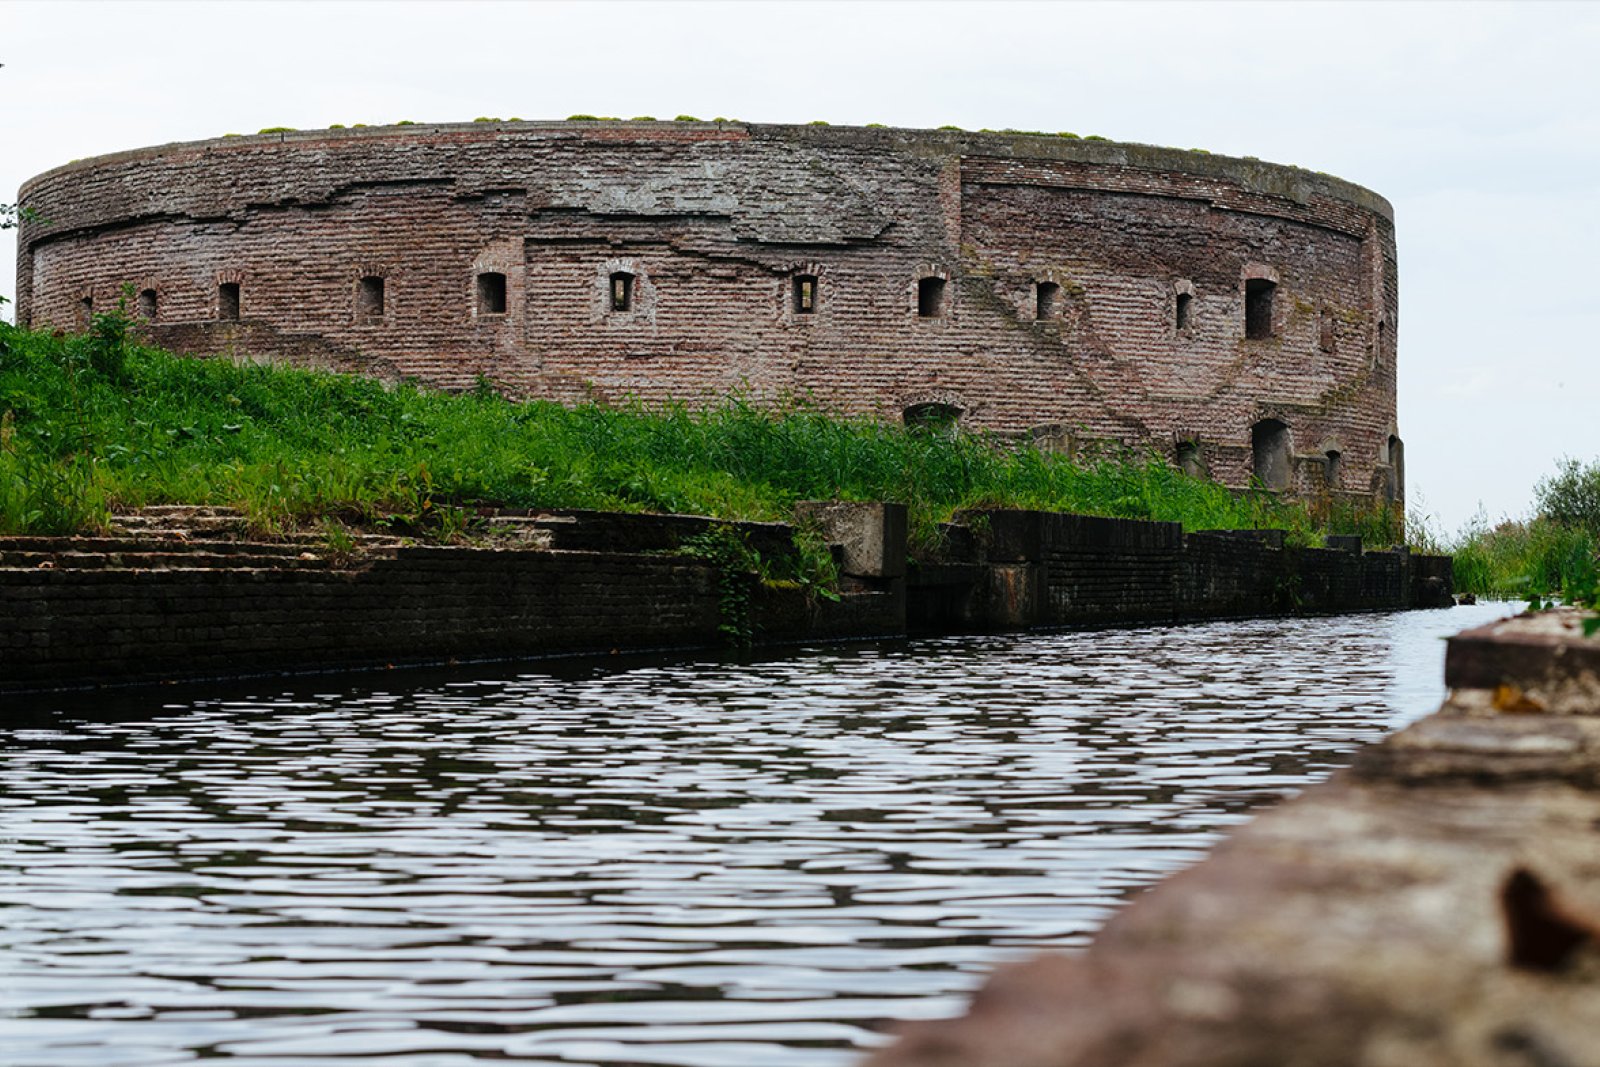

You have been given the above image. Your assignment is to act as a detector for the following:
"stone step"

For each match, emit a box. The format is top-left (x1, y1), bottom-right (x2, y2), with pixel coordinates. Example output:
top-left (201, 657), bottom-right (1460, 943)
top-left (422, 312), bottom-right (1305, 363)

top-left (0, 549), bottom-right (341, 572)
top-left (110, 515), bottom-right (251, 532)
top-left (0, 536), bottom-right (313, 557)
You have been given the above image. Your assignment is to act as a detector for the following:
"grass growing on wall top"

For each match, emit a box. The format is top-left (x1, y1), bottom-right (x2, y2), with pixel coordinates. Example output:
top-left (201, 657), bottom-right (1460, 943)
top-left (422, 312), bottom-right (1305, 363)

top-left (0, 309), bottom-right (1398, 550)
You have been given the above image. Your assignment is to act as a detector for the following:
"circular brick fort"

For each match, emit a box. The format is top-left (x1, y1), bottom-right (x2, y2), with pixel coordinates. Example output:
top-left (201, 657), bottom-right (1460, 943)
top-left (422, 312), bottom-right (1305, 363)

top-left (15, 120), bottom-right (1403, 502)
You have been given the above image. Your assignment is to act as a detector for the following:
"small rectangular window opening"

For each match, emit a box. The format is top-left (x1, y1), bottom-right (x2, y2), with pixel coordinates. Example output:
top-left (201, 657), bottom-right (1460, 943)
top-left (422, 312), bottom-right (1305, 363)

top-left (1035, 281), bottom-right (1060, 320)
top-left (218, 282), bottom-right (240, 322)
top-left (358, 276), bottom-right (385, 318)
top-left (793, 275), bottom-right (817, 314)
top-left (1176, 292), bottom-right (1192, 331)
top-left (137, 288), bottom-right (158, 321)
top-left (476, 272), bottom-right (507, 316)
top-left (917, 276), bottom-right (946, 318)
top-left (78, 295), bottom-right (94, 328)
top-left (1245, 278), bottom-right (1275, 340)
top-left (610, 272), bottom-right (634, 312)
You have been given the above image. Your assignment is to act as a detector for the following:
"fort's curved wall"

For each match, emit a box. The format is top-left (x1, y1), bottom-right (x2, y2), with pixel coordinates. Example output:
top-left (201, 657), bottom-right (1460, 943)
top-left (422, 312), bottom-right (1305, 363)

top-left (15, 121), bottom-right (1402, 501)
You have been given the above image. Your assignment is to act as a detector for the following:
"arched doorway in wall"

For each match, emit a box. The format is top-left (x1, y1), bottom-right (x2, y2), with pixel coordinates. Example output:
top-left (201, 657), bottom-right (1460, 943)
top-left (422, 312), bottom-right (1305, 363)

top-left (1251, 419), bottom-right (1292, 490)
top-left (1175, 440), bottom-right (1206, 479)
top-left (1384, 435), bottom-right (1405, 502)
top-left (904, 402), bottom-right (962, 436)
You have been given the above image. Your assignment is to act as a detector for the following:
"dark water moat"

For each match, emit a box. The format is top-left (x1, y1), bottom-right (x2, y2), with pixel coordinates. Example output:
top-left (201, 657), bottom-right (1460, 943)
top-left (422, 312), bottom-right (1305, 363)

top-left (0, 603), bottom-right (1517, 1066)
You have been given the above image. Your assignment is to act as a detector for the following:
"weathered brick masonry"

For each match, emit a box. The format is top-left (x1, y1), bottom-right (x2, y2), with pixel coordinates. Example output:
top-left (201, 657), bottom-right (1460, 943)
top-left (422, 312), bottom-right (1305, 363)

top-left (0, 506), bottom-right (1449, 694)
top-left (908, 509), bottom-right (1451, 632)
top-left (16, 121), bottom-right (1403, 502)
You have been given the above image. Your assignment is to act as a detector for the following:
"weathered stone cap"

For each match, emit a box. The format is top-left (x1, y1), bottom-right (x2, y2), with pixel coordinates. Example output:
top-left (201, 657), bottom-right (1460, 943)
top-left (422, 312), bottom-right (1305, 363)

top-left (1446, 608), bottom-right (1600, 715)
top-left (17, 119), bottom-right (1391, 221)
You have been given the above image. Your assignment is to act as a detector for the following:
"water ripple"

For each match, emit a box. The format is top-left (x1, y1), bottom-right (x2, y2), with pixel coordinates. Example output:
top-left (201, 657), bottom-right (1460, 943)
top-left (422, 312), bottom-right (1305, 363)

top-left (0, 604), bottom-right (1514, 1066)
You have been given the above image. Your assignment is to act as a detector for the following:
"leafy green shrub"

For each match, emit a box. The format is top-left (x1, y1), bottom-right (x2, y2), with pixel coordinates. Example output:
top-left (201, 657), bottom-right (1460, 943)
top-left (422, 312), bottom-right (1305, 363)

top-left (678, 524), bottom-right (760, 647)
top-left (1536, 457), bottom-right (1600, 538)
top-left (257, 127), bottom-right (296, 134)
top-left (674, 114), bottom-right (700, 122)
top-left (567, 114), bottom-right (600, 121)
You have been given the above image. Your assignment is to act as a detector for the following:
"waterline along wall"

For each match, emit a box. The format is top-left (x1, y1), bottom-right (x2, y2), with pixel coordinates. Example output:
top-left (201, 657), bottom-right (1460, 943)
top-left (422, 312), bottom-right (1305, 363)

top-left (16, 120), bottom-right (1403, 504)
top-left (1, 504), bottom-right (1451, 693)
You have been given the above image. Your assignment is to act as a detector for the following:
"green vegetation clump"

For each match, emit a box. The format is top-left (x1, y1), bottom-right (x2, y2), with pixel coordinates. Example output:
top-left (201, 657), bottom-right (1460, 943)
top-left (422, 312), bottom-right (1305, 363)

top-left (1534, 458), bottom-right (1600, 538)
top-left (631, 116), bottom-right (657, 121)
top-left (937, 124), bottom-right (964, 131)
top-left (567, 114), bottom-right (600, 121)
top-left (0, 204), bottom-right (39, 231)
top-left (1056, 131), bottom-right (1080, 139)
top-left (472, 117), bottom-right (501, 123)
top-left (865, 123), bottom-right (888, 129)
top-left (1084, 134), bottom-right (1109, 142)
top-left (1430, 458), bottom-right (1600, 604)
top-left (1447, 515), bottom-right (1596, 602)
top-left (328, 124), bottom-right (346, 130)
top-left (396, 120), bottom-right (416, 126)
top-left (0, 303), bottom-right (1399, 554)
top-left (674, 114), bottom-right (700, 122)
top-left (257, 127), bottom-right (296, 134)
top-left (808, 120), bottom-right (831, 126)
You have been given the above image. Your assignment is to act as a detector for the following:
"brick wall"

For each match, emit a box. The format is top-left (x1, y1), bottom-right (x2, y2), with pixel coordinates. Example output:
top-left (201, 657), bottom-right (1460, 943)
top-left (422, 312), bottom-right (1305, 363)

top-left (0, 504), bottom-right (1451, 694)
top-left (1, 547), bottom-right (726, 691)
top-left (16, 122), bottom-right (1403, 504)
top-left (911, 508), bottom-right (1452, 631)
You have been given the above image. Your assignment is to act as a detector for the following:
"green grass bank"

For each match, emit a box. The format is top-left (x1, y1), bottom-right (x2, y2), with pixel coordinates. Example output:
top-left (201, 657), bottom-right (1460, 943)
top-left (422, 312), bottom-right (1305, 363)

top-left (0, 306), bottom-right (1402, 552)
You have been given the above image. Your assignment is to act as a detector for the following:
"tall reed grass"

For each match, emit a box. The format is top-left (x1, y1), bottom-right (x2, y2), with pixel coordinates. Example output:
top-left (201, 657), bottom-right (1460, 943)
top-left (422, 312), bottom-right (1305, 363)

top-left (1446, 514), bottom-right (1598, 601)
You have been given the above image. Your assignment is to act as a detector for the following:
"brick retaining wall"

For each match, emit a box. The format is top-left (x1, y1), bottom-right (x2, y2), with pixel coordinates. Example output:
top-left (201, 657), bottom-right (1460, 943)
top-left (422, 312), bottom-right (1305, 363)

top-left (0, 504), bottom-right (1452, 694)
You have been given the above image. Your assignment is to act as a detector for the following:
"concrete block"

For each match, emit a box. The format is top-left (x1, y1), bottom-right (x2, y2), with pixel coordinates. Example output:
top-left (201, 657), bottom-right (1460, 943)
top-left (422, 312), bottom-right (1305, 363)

top-left (795, 501), bottom-right (907, 578)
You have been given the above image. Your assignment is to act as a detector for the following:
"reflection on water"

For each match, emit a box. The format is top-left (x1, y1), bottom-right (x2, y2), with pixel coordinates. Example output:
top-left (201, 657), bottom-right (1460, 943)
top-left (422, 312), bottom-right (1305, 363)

top-left (0, 603), bottom-right (1515, 1066)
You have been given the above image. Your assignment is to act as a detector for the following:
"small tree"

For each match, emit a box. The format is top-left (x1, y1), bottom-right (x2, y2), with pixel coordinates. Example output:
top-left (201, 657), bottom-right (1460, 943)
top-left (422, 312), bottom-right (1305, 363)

top-left (1535, 457), bottom-right (1600, 538)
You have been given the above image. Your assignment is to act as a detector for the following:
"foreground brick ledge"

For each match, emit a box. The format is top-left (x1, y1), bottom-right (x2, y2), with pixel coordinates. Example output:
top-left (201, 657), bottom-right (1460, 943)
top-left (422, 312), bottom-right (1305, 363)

top-left (1446, 608), bottom-right (1600, 715)
top-left (869, 608), bottom-right (1600, 1067)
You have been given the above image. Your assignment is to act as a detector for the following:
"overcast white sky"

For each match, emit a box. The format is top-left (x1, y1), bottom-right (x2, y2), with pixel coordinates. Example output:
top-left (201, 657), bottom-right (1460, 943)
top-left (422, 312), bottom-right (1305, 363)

top-left (3, 0), bottom-right (1596, 535)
